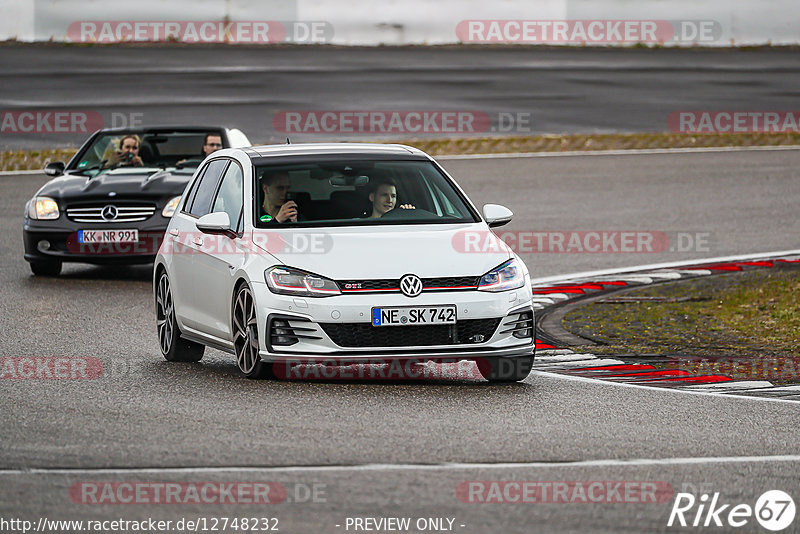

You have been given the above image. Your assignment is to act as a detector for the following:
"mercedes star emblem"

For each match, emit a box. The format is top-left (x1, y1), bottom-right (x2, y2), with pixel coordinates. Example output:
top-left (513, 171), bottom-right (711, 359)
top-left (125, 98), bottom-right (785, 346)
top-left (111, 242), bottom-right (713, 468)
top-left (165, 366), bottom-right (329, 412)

top-left (101, 205), bottom-right (118, 221)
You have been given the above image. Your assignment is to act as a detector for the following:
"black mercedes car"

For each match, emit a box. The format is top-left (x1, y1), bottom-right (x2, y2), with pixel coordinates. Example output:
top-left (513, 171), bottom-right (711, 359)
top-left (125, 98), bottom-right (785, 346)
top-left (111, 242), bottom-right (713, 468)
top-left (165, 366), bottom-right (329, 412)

top-left (23, 126), bottom-right (250, 275)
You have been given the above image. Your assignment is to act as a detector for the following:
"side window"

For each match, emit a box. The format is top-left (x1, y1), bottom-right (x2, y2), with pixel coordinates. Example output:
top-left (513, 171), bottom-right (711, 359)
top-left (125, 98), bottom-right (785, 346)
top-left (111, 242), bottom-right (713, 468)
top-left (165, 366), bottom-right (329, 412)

top-left (181, 163), bottom-right (209, 213)
top-left (428, 180), bottom-right (460, 217)
top-left (187, 159), bottom-right (229, 217)
top-left (211, 161), bottom-right (244, 233)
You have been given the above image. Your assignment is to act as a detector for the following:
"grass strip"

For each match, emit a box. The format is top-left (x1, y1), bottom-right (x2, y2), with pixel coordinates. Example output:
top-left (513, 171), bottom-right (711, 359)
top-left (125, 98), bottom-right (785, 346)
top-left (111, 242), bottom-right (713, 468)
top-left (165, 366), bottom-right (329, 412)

top-left (562, 266), bottom-right (800, 359)
top-left (3, 131), bottom-right (800, 171)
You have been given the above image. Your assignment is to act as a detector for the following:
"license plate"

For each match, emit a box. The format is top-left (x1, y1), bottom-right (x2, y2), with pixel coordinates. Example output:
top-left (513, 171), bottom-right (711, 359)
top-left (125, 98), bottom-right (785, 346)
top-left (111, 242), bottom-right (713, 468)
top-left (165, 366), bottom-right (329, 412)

top-left (78, 229), bottom-right (139, 243)
top-left (372, 305), bottom-right (456, 327)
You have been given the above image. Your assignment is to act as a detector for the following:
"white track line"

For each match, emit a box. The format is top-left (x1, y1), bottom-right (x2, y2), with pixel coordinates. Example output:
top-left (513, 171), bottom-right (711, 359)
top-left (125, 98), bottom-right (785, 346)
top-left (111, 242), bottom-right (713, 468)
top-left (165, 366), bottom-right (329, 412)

top-left (437, 145), bottom-right (800, 160)
top-left (532, 370), bottom-right (800, 405)
top-left (2, 455), bottom-right (800, 475)
top-left (682, 381), bottom-right (775, 392)
top-left (0, 169), bottom-right (43, 176)
top-left (535, 354), bottom-right (599, 363)
top-left (535, 359), bottom-right (624, 369)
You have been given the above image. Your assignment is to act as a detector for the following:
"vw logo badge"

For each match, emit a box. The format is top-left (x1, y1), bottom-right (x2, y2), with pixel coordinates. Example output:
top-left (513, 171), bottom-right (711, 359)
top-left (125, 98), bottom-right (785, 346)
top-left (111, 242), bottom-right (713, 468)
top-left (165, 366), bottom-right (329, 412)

top-left (399, 274), bottom-right (423, 297)
top-left (101, 205), bottom-right (118, 221)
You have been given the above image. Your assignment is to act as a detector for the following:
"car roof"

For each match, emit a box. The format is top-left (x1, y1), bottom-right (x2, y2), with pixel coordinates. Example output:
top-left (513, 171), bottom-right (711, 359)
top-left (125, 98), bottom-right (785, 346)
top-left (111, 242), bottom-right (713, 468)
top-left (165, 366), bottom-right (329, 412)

top-left (242, 143), bottom-right (430, 159)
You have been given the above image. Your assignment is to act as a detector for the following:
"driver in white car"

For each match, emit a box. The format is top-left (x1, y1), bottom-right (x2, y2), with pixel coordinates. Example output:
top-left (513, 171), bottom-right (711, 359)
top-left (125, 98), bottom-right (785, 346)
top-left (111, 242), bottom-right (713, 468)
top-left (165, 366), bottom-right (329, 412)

top-left (260, 171), bottom-right (303, 223)
top-left (366, 178), bottom-right (415, 218)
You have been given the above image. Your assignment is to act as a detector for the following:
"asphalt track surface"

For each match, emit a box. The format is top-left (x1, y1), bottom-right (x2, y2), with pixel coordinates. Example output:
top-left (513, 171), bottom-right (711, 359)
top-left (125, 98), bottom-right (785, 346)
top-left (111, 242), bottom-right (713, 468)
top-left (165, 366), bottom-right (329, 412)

top-left (2, 45), bottom-right (800, 149)
top-left (2, 149), bottom-right (800, 532)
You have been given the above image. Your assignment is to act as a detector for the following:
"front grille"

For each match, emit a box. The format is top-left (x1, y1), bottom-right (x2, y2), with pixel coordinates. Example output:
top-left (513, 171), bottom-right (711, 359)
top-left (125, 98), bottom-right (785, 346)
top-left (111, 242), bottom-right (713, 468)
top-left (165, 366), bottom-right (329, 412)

top-left (320, 318), bottom-right (501, 347)
top-left (66, 203), bottom-right (157, 223)
top-left (337, 276), bottom-right (480, 293)
top-left (423, 276), bottom-right (480, 290)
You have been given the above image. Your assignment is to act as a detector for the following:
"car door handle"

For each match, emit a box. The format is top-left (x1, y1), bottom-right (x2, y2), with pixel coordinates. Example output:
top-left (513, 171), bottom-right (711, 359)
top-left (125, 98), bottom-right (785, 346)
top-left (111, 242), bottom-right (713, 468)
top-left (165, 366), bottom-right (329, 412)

top-left (193, 237), bottom-right (203, 246)
top-left (169, 229), bottom-right (179, 236)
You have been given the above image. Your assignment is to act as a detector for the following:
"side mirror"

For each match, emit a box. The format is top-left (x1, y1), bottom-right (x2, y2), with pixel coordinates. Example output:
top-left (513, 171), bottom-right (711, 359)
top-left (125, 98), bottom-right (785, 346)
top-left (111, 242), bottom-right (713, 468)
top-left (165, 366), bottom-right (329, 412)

top-left (482, 204), bottom-right (513, 228)
top-left (44, 162), bottom-right (65, 177)
top-left (196, 212), bottom-right (232, 235)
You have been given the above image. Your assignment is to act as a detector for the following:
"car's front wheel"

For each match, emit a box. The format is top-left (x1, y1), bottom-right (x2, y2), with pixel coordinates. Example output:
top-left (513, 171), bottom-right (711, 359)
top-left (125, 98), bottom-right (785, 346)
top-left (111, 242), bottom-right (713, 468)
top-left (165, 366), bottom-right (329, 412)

top-left (233, 284), bottom-right (274, 379)
top-left (156, 272), bottom-right (204, 362)
top-left (477, 356), bottom-right (534, 382)
top-left (29, 260), bottom-right (62, 276)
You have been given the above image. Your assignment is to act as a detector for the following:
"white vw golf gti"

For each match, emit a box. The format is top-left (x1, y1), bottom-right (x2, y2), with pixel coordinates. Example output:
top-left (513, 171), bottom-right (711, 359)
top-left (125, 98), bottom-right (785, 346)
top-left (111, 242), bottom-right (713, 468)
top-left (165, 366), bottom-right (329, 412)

top-left (154, 144), bottom-right (535, 381)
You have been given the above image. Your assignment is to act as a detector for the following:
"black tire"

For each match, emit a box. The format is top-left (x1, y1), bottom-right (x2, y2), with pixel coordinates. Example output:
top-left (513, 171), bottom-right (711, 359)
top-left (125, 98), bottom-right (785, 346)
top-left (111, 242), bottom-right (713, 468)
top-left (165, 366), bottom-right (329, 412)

top-left (232, 284), bottom-right (274, 379)
top-left (29, 260), bottom-right (62, 276)
top-left (477, 356), bottom-right (534, 382)
top-left (156, 272), bottom-right (204, 362)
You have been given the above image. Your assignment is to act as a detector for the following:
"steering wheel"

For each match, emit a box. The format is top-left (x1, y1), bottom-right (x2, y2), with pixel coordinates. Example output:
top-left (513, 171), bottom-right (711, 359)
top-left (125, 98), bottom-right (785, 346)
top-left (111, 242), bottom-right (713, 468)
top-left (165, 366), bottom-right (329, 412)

top-left (381, 207), bottom-right (436, 220)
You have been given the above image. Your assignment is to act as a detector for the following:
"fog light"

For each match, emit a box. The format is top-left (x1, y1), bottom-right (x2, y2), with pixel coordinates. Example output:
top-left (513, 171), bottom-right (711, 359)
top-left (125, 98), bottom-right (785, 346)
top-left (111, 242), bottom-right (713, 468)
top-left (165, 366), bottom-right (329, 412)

top-left (37, 240), bottom-right (51, 251)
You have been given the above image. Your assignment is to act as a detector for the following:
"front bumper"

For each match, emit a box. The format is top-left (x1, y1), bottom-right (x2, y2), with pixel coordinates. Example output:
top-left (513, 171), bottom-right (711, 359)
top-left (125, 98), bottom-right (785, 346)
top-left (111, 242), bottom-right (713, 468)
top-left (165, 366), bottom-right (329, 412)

top-left (23, 219), bottom-right (168, 264)
top-left (253, 283), bottom-right (535, 361)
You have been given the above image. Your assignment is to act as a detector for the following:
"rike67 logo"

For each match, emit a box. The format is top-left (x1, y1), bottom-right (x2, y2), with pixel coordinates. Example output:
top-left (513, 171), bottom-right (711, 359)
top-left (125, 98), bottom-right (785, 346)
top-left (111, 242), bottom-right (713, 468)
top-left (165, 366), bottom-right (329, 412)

top-left (668, 490), bottom-right (795, 531)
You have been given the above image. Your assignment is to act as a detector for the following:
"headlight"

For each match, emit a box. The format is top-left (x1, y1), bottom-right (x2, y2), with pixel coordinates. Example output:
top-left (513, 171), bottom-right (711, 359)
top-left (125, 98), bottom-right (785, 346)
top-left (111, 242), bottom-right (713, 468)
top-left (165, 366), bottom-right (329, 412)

top-left (265, 266), bottom-right (341, 297)
top-left (478, 259), bottom-right (524, 292)
top-left (162, 196), bottom-right (181, 217)
top-left (27, 196), bottom-right (59, 220)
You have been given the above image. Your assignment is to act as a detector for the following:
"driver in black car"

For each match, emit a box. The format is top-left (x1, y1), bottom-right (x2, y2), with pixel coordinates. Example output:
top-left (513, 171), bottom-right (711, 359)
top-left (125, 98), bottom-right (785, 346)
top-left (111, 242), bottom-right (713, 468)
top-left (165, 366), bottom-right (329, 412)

top-left (177, 133), bottom-right (224, 166)
top-left (365, 178), bottom-right (415, 218)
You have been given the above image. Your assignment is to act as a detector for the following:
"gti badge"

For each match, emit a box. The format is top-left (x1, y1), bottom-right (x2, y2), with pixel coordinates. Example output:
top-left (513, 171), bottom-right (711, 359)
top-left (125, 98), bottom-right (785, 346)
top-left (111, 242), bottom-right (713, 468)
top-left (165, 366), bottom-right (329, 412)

top-left (399, 274), bottom-right (423, 297)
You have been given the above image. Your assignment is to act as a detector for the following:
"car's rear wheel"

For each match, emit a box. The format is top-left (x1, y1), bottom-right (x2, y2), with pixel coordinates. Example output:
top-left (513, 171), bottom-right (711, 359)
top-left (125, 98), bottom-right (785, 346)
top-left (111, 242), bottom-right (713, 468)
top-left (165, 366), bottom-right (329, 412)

top-left (233, 284), bottom-right (274, 379)
top-left (29, 260), bottom-right (62, 276)
top-left (477, 356), bottom-right (534, 382)
top-left (156, 272), bottom-right (204, 362)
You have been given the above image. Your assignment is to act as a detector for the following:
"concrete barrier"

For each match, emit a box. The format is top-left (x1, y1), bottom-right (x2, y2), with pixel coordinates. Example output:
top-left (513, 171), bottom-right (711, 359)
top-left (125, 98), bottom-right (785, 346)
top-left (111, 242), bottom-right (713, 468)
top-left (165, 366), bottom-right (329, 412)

top-left (0, 0), bottom-right (797, 46)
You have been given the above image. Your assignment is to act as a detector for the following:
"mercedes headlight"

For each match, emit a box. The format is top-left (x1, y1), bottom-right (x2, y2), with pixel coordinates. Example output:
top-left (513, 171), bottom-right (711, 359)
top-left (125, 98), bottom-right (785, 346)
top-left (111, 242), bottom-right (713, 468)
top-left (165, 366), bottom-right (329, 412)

top-left (265, 266), bottom-right (341, 297)
top-left (27, 196), bottom-right (60, 220)
top-left (478, 259), bottom-right (524, 292)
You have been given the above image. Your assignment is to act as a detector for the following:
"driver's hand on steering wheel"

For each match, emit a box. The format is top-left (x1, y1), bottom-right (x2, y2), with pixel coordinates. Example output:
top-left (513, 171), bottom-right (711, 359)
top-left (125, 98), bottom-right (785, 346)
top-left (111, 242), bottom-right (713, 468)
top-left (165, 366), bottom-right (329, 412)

top-left (398, 204), bottom-right (416, 210)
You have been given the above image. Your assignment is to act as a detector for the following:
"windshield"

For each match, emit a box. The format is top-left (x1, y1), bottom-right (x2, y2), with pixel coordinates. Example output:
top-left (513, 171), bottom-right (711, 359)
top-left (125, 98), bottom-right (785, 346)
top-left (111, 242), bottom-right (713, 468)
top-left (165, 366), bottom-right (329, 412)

top-left (254, 159), bottom-right (480, 227)
top-left (70, 130), bottom-right (224, 174)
